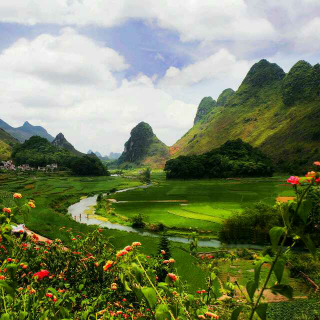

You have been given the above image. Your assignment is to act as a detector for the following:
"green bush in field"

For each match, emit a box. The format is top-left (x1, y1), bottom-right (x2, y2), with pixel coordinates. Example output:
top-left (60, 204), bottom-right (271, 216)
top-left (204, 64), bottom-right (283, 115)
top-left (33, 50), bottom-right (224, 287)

top-left (219, 202), bottom-right (280, 244)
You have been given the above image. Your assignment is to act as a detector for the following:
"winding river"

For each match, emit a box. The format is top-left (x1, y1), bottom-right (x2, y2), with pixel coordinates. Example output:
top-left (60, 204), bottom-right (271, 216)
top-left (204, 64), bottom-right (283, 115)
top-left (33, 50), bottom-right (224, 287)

top-left (68, 184), bottom-right (263, 249)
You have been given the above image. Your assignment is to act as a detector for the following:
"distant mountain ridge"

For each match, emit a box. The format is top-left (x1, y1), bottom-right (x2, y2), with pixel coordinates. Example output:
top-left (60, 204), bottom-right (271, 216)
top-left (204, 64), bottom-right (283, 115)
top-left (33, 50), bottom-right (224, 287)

top-left (87, 150), bottom-right (109, 160)
top-left (170, 59), bottom-right (320, 172)
top-left (0, 119), bottom-right (54, 143)
top-left (118, 122), bottom-right (169, 168)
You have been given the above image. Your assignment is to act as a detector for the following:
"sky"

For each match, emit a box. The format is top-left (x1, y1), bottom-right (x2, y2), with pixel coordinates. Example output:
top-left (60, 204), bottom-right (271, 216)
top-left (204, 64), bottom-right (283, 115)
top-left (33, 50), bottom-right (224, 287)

top-left (1, 1), bottom-right (320, 155)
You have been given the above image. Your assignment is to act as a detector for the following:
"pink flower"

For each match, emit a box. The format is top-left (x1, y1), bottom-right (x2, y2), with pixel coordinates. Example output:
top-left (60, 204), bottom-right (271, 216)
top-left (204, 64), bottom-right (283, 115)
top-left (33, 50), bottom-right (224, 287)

top-left (287, 176), bottom-right (300, 185)
top-left (314, 161), bottom-right (320, 166)
top-left (124, 246), bottom-right (132, 252)
top-left (161, 250), bottom-right (166, 255)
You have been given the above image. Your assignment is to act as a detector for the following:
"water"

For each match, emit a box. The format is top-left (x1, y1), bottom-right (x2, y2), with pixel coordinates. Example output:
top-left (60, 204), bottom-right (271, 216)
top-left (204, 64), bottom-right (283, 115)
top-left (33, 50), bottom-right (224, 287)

top-left (68, 184), bottom-right (264, 249)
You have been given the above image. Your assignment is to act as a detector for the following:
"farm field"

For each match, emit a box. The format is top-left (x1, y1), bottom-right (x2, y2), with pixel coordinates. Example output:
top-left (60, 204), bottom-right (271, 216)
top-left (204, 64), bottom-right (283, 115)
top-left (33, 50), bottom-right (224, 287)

top-left (107, 171), bottom-right (295, 238)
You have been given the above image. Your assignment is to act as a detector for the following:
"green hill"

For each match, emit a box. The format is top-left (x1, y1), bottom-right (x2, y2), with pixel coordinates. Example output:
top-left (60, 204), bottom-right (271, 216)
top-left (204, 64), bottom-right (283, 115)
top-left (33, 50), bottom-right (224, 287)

top-left (118, 122), bottom-right (170, 168)
top-left (52, 133), bottom-right (84, 157)
top-left (170, 59), bottom-right (320, 172)
top-left (0, 128), bottom-right (20, 160)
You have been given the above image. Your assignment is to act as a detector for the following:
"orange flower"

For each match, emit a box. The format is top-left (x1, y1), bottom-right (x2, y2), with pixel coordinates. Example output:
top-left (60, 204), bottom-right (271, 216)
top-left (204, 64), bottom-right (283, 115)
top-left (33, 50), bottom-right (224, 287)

top-left (205, 312), bottom-right (219, 319)
top-left (13, 193), bottom-right (22, 199)
top-left (2, 208), bottom-right (11, 214)
top-left (111, 283), bottom-right (117, 290)
top-left (314, 161), bottom-right (320, 166)
top-left (28, 201), bottom-right (36, 208)
top-left (103, 260), bottom-right (113, 271)
top-left (168, 258), bottom-right (175, 263)
top-left (132, 242), bottom-right (141, 247)
top-left (124, 245), bottom-right (132, 252)
top-left (161, 250), bottom-right (166, 255)
top-left (305, 171), bottom-right (316, 178)
top-left (116, 249), bottom-right (128, 257)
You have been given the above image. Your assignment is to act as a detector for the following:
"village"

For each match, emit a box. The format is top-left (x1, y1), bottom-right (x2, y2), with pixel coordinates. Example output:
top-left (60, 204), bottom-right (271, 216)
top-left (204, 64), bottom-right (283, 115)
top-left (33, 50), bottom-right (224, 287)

top-left (0, 160), bottom-right (58, 172)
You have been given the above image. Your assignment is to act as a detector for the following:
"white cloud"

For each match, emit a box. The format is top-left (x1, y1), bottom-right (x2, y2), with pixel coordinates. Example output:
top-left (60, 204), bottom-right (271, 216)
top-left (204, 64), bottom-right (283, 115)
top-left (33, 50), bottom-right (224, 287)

top-left (0, 1), bottom-right (276, 43)
top-left (158, 49), bottom-right (252, 102)
top-left (0, 29), bottom-right (197, 154)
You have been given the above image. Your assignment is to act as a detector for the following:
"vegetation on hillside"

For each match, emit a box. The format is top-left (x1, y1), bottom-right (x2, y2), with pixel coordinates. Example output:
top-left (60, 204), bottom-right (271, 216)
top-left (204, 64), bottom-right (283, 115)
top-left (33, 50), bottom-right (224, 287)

top-left (118, 122), bottom-right (170, 168)
top-left (193, 97), bottom-right (217, 124)
top-left (0, 128), bottom-right (20, 160)
top-left (165, 139), bottom-right (274, 179)
top-left (171, 59), bottom-right (320, 173)
top-left (71, 155), bottom-right (109, 176)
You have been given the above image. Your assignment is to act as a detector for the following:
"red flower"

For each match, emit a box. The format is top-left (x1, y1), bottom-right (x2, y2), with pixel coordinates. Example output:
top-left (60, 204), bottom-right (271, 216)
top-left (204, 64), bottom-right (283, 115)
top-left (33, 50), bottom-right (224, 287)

top-left (103, 260), bottom-right (113, 271)
top-left (287, 176), bottom-right (300, 185)
top-left (2, 208), bottom-right (11, 214)
top-left (33, 270), bottom-right (50, 280)
top-left (132, 242), bottom-right (141, 247)
top-left (168, 273), bottom-right (178, 282)
top-left (314, 161), bottom-right (320, 166)
top-left (124, 245), bottom-right (132, 252)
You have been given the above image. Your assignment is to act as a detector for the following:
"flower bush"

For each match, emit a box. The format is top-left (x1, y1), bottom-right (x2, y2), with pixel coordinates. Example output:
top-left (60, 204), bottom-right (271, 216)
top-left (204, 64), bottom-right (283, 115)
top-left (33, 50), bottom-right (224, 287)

top-left (0, 163), bottom-right (319, 319)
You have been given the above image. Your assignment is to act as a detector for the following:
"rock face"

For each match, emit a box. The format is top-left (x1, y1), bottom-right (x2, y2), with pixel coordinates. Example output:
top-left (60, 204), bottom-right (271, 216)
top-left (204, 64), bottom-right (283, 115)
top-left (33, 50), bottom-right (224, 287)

top-left (52, 133), bottom-right (83, 156)
top-left (118, 122), bottom-right (169, 168)
top-left (0, 119), bottom-right (54, 142)
top-left (194, 97), bottom-right (216, 125)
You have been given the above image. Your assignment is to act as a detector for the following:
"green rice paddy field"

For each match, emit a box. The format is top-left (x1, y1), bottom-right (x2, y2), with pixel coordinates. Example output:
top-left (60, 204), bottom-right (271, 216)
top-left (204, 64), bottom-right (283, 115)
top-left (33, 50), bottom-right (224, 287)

top-left (108, 171), bottom-right (295, 237)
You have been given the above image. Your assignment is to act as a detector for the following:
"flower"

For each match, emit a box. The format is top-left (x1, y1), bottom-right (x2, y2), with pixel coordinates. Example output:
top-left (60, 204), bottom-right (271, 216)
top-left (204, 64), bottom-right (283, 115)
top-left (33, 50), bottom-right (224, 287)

top-left (28, 201), bottom-right (36, 208)
top-left (305, 171), bottom-right (316, 178)
top-left (13, 193), bottom-right (22, 199)
top-left (111, 283), bottom-right (117, 290)
top-left (167, 273), bottom-right (178, 282)
top-left (168, 258), bottom-right (175, 263)
top-left (103, 260), bottom-right (113, 271)
top-left (316, 178), bottom-right (320, 184)
top-left (46, 292), bottom-right (53, 298)
top-left (2, 208), bottom-right (11, 214)
top-left (116, 249), bottom-right (128, 257)
top-left (124, 246), bottom-right (132, 252)
top-left (205, 312), bottom-right (219, 319)
top-left (161, 250), bottom-right (166, 255)
top-left (33, 270), bottom-right (50, 280)
top-left (132, 242), bottom-right (141, 247)
top-left (314, 161), bottom-right (320, 166)
top-left (287, 176), bottom-right (300, 185)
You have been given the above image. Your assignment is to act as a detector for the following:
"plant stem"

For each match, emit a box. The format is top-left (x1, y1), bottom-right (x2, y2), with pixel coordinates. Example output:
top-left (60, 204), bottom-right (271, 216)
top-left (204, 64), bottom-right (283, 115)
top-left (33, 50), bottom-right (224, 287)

top-left (249, 232), bottom-right (288, 320)
top-left (136, 256), bottom-right (176, 320)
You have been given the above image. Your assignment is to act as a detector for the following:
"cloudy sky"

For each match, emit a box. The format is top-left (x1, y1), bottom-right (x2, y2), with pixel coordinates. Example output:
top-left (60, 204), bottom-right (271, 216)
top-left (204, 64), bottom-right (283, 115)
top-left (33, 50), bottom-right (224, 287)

top-left (1, 1), bottom-right (320, 155)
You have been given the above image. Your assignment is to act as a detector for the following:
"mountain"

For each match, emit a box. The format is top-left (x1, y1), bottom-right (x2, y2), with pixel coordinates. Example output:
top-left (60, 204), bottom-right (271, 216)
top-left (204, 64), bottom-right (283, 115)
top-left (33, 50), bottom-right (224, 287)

top-left (194, 97), bottom-right (216, 124)
top-left (87, 150), bottom-right (109, 160)
top-left (0, 128), bottom-right (20, 160)
top-left (109, 152), bottom-right (121, 160)
top-left (0, 119), bottom-right (54, 142)
top-left (52, 133), bottom-right (84, 157)
top-left (118, 122), bottom-right (170, 168)
top-left (170, 59), bottom-right (320, 172)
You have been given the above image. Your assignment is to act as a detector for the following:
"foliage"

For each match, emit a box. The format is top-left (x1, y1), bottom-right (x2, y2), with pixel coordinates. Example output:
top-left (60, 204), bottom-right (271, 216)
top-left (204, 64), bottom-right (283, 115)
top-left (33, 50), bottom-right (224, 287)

top-left (282, 61), bottom-right (320, 107)
top-left (131, 213), bottom-right (146, 228)
top-left (216, 88), bottom-right (235, 107)
top-left (194, 97), bottom-right (217, 124)
top-left (70, 155), bottom-right (109, 176)
top-left (12, 136), bottom-right (76, 168)
top-left (219, 203), bottom-right (280, 244)
top-left (165, 139), bottom-right (274, 179)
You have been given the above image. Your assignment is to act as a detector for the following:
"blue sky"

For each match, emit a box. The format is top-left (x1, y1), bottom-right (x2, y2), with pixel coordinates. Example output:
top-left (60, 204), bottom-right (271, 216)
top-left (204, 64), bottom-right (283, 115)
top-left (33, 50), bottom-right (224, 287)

top-left (0, 1), bottom-right (320, 154)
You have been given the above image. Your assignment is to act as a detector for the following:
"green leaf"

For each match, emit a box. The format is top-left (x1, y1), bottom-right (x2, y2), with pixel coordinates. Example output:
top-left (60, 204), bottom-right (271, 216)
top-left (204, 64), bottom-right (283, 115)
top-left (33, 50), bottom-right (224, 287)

top-left (0, 280), bottom-right (15, 297)
top-left (254, 259), bottom-right (265, 287)
top-left (124, 280), bottom-right (132, 292)
top-left (211, 274), bottom-right (222, 299)
top-left (6, 264), bottom-right (17, 280)
top-left (141, 287), bottom-right (157, 310)
top-left (155, 304), bottom-right (171, 320)
top-left (269, 227), bottom-right (285, 251)
top-left (231, 306), bottom-right (243, 320)
top-left (246, 280), bottom-right (257, 301)
top-left (273, 259), bottom-right (285, 284)
top-left (255, 303), bottom-right (268, 320)
top-left (131, 263), bottom-right (144, 284)
top-left (282, 205), bottom-right (292, 228)
top-left (270, 284), bottom-right (293, 299)
top-left (1, 314), bottom-right (10, 320)
top-left (297, 200), bottom-right (312, 224)
top-left (19, 312), bottom-right (28, 320)
top-left (301, 235), bottom-right (317, 257)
